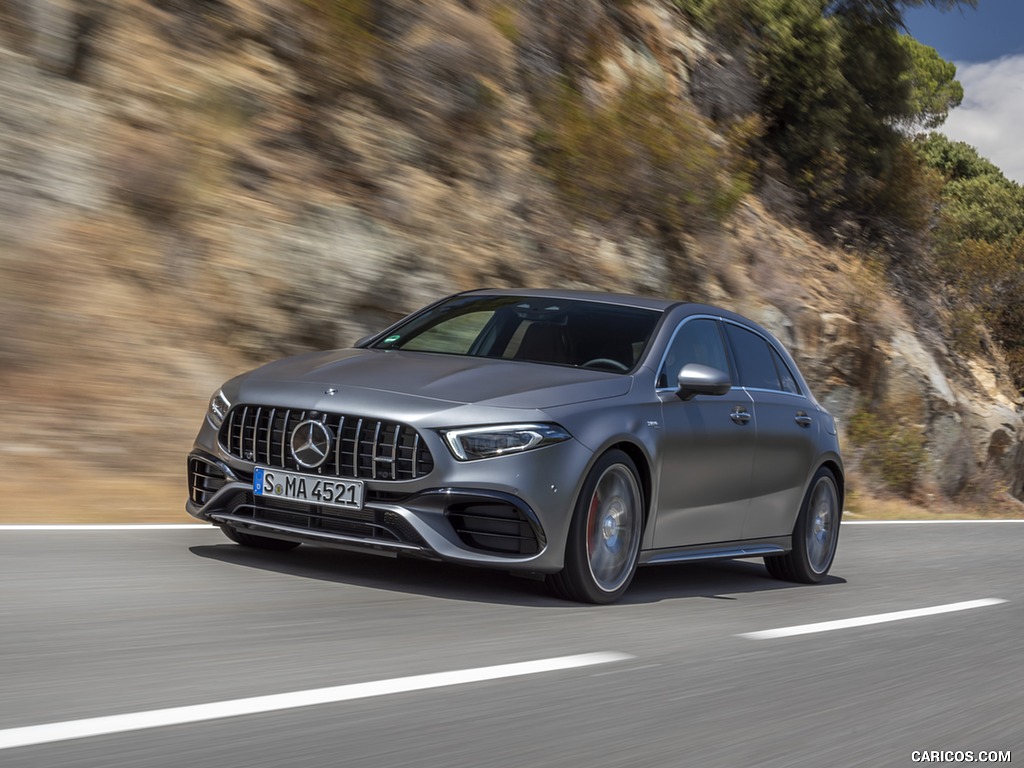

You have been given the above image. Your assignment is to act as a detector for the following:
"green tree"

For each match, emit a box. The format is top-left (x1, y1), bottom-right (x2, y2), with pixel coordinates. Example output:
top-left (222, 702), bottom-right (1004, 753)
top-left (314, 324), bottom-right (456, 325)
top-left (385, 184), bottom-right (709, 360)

top-left (688, 0), bottom-right (976, 224)
top-left (914, 133), bottom-right (1024, 387)
top-left (833, 12), bottom-right (914, 210)
top-left (896, 35), bottom-right (963, 131)
top-left (942, 175), bottom-right (1024, 245)
top-left (915, 132), bottom-right (1005, 181)
top-left (825, 0), bottom-right (977, 22)
top-left (916, 134), bottom-right (1024, 246)
top-left (746, 0), bottom-right (853, 212)
top-left (820, 1), bottom-right (974, 218)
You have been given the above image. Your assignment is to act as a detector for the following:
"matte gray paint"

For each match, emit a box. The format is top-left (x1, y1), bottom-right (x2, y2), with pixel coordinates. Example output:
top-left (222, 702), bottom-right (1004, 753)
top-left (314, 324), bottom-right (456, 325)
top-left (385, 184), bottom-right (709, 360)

top-left (187, 290), bottom-right (843, 584)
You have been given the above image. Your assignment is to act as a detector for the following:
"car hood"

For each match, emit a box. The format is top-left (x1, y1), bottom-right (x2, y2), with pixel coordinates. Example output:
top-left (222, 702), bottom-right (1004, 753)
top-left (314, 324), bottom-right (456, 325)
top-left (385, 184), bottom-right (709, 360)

top-left (234, 348), bottom-right (632, 414)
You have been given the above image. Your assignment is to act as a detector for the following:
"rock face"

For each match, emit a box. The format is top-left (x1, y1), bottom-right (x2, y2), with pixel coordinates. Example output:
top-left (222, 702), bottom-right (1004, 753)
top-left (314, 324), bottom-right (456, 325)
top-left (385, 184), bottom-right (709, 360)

top-left (0, 0), bottom-right (1021, 516)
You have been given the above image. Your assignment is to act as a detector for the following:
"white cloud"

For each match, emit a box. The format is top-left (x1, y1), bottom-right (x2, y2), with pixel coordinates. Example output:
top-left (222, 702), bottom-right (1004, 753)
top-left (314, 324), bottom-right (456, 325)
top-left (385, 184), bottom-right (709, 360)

top-left (938, 55), bottom-right (1024, 184)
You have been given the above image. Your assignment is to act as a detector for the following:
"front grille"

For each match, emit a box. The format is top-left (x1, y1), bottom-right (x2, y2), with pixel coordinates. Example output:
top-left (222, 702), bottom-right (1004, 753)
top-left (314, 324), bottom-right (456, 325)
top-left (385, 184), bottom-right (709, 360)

top-left (220, 492), bottom-right (428, 547)
top-left (446, 502), bottom-right (540, 556)
top-left (188, 457), bottom-right (227, 505)
top-left (219, 405), bottom-right (434, 481)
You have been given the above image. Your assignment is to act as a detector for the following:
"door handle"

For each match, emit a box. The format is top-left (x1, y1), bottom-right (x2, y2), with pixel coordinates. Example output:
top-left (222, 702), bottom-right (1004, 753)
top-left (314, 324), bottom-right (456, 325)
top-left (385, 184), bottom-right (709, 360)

top-left (730, 408), bottom-right (751, 425)
top-left (795, 412), bottom-right (813, 428)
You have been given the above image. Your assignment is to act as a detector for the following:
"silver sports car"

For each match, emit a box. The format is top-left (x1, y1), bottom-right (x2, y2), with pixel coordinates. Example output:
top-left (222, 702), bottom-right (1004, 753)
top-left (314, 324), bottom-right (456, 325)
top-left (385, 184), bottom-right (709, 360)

top-left (187, 289), bottom-right (843, 603)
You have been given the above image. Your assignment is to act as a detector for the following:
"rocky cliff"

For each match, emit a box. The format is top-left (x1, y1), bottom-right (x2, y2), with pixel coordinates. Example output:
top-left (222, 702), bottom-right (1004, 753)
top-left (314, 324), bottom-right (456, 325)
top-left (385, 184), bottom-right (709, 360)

top-left (1, 0), bottom-right (1021, 520)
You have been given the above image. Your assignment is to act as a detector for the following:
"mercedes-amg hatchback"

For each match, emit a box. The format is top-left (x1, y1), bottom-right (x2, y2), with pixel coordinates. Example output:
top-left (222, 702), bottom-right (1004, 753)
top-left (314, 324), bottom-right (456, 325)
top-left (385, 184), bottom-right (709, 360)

top-left (187, 289), bottom-right (843, 603)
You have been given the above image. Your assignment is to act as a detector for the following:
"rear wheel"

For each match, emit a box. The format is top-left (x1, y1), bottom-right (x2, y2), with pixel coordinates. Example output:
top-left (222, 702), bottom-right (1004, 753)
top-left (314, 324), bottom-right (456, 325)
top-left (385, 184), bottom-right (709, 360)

top-left (765, 467), bottom-right (841, 583)
top-left (221, 525), bottom-right (301, 551)
top-left (548, 450), bottom-right (644, 604)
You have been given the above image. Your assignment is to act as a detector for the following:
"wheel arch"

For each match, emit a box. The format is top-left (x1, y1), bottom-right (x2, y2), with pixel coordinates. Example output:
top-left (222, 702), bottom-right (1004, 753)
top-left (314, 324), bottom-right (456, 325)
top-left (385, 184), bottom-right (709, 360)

top-left (605, 440), bottom-right (653, 528)
top-left (818, 458), bottom-right (845, 512)
top-left (548, 441), bottom-right (649, 603)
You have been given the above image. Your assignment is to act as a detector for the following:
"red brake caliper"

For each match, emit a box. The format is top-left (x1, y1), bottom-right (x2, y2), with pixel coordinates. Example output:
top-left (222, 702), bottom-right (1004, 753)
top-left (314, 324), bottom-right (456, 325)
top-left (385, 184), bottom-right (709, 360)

top-left (587, 491), bottom-right (601, 557)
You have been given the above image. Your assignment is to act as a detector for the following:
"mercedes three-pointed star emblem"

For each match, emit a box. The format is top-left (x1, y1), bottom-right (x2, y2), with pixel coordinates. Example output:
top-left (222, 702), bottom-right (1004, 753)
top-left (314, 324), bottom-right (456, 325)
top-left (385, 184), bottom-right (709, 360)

top-left (290, 419), bottom-right (333, 469)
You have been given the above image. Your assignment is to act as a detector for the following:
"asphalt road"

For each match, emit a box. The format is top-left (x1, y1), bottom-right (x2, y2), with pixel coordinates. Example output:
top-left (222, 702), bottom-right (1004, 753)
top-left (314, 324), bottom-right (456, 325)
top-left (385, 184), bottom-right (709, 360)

top-left (0, 522), bottom-right (1020, 767)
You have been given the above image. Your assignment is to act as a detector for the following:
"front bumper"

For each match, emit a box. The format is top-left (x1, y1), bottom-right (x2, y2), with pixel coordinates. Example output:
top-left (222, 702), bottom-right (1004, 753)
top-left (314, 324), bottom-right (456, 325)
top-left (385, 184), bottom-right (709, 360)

top-left (186, 432), bottom-right (593, 573)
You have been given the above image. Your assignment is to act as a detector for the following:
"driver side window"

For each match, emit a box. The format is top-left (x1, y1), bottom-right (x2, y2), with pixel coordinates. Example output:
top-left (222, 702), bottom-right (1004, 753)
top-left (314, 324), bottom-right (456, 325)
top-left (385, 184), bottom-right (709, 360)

top-left (657, 318), bottom-right (730, 388)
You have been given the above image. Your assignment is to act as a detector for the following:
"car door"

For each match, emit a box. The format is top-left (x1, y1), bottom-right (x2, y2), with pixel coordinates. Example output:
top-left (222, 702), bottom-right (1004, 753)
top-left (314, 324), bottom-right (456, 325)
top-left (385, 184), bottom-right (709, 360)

top-left (652, 317), bottom-right (756, 548)
top-left (722, 322), bottom-right (820, 540)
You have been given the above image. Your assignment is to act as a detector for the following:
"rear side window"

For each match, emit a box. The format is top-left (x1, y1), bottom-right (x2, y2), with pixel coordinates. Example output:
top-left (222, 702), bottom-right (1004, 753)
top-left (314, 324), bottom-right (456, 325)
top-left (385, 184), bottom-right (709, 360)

top-left (724, 323), bottom-right (782, 391)
top-left (658, 318), bottom-right (730, 388)
top-left (770, 346), bottom-right (801, 395)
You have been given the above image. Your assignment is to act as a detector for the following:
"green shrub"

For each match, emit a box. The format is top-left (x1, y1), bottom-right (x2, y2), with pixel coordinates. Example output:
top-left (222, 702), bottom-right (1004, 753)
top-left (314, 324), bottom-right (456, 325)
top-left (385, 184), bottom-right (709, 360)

top-left (868, 141), bottom-right (945, 234)
top-left (301, 0), bottom-right (378, 82)
top-left (488, 3), bottom-right (520, 43)
top-left (673, 0), bottom-right (747, 38)
top-left (848, 409), bottom-right (928, 495)
top-left (947, 304), bottom-right (985, 358)
top-left (531, 78), bottom-right (753, 232)
top-left (672, 0), bottom-right (717, 28)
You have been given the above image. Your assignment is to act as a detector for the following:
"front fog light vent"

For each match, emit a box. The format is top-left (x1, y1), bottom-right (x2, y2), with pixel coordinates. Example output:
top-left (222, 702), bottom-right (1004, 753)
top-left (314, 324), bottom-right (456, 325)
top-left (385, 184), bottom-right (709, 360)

top-left (189, 457), bottom-right (227, 506)
top-left (446, 502), bottom-right (540, 556)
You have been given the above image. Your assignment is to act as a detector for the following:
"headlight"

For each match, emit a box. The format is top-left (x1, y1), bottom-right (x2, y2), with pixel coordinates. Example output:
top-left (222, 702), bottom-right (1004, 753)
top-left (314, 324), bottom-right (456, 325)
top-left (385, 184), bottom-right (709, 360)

top-left (441, 424), bottom-right (571, 461)
top-left (207, 389), bottom-right (231, 429)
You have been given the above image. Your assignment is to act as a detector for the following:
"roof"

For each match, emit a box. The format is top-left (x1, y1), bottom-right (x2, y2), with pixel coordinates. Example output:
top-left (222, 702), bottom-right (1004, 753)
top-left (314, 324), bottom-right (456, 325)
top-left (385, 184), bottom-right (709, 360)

top-left (462, 288), bottom-right (680, 312)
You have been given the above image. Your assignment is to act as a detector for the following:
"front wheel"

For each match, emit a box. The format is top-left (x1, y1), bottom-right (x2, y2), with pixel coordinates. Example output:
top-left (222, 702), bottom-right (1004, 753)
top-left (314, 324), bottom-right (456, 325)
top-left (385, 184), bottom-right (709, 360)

top-left (221, 525), bottom-right (301, 551)
top-left (548, 450), bottom-right (644, 604)
top-left (765, 467), bottom-right (841, 583)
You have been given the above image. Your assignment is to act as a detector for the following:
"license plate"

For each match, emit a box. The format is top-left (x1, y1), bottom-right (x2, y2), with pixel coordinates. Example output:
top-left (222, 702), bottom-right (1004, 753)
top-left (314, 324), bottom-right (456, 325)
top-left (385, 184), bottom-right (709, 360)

top-left (254, 467), bottom-right (364, 511)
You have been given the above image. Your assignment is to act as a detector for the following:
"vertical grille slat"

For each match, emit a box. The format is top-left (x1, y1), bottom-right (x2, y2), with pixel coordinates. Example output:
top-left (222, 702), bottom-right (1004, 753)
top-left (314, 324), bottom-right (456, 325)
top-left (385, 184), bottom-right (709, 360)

top-left (265, 408), bottom-right (276, 466)
top-left (280, 409), bottom-right (291, 468)
top-left (252, 406), bottom-right (262, 464)
top-left (218, 406), bottom-right (432, 481)
top-left (238, 406), bottom-right (251, 460)
top-left (334, 415), bottom-right (345, 476)
top-left (353, 418), bottom-right (363, 478)
top-left (371, 422), bottom-right (382, 480)
top-left (227, 408), bottom-right (238, 458)
top-left (386, 425), bottom-right (400, 482)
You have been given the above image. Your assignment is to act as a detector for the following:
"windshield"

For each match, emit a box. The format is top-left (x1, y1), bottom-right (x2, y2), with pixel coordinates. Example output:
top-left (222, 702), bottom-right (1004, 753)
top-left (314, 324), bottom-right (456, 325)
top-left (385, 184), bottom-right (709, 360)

top-left (369, 295), bottom-right (663, 373)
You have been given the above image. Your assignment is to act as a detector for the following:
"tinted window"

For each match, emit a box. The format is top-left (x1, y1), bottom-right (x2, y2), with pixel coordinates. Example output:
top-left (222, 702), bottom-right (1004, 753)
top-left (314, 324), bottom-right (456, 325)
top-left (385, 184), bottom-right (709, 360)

top-left (770, 346), bottom-right (801, 395)
top-left (724, 323), bottom-right (782, 391)
top-left (658, 318), bottom-right (730, 388)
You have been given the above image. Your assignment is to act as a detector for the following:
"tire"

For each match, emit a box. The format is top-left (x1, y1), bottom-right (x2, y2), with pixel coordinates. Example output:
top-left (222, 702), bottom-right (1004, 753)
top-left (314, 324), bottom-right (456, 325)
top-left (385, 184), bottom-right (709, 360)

top-left (221, 525), bottom-right (301, 551)
top-left (765, 467), bottom-right (841, 583)
top-left (548, 450), bottom-right (644, 604)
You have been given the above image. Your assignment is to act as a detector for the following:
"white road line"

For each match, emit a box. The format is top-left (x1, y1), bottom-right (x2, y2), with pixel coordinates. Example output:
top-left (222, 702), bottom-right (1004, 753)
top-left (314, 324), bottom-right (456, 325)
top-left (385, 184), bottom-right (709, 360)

top-left (843, 520), bottom-right (1024, 525)
top-left (740, 598), bottom-right (1007, 640)
top-left (0, 524), bottom-right (212, 530)
top-left (0, 652), bottom-right (632, 751)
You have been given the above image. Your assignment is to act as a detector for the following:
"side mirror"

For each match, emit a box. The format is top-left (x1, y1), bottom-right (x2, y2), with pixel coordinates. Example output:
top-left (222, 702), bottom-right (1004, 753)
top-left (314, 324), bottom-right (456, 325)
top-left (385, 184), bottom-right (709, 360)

top-left (677, 363), bottom-right (731, 400)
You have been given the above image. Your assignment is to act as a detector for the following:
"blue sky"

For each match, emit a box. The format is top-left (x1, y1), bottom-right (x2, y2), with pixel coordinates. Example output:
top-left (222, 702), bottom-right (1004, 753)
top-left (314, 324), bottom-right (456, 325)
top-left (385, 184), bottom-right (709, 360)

top-left (903, 0), bottom-right (1024, 183)
top-left (904, 0), bottom-right (1024, 62)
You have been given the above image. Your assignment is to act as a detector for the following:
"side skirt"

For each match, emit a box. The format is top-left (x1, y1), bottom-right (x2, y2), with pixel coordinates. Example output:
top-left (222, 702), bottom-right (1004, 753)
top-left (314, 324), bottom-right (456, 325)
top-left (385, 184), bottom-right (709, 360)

top-left (638, 536), bottom-right (791, 567)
